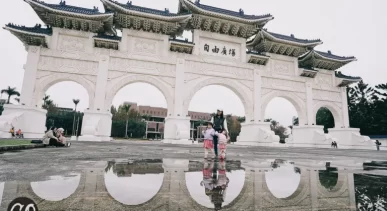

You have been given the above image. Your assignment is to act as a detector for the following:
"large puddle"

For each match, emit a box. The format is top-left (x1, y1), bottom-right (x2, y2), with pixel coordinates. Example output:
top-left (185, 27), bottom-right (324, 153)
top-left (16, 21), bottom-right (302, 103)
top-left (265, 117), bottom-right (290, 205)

top-left (0, 159), bottom-right (386, 210)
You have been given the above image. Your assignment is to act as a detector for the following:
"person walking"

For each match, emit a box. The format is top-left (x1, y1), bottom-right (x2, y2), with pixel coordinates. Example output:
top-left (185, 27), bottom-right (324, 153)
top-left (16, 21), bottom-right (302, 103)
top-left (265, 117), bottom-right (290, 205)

top-left (375, 140), bottom-right (382, 151)
top-left (211, 109), bottom-right (228, 158)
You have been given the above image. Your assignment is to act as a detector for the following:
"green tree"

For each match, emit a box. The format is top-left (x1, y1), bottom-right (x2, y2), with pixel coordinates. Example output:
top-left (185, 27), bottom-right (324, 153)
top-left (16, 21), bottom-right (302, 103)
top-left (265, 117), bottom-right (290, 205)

top-left (293, 117), bottom-right (299, 126)
top-left (123, 104), bottom-right (131, 138)
top-left (1, 86), bottom-right (20, 104)
top-left (316, 108), bottom-right (335, 133)
top-left (0, 104), bottom-right (3, 116)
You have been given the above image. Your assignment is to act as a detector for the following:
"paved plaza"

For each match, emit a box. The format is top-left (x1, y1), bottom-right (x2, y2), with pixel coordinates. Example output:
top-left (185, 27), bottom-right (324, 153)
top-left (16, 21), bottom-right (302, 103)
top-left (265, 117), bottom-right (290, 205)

top-left (1, 141), bottom-right (386, 182)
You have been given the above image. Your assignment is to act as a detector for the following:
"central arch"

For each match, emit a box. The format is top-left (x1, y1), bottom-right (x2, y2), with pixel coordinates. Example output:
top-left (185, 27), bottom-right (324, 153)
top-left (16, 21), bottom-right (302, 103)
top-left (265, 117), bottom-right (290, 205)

top-left (183, 77), bottom-right (253, 121)
top-left (261, 91), bottom-right (307, 125)
top-left (105, 74), bottom-right (174, 115)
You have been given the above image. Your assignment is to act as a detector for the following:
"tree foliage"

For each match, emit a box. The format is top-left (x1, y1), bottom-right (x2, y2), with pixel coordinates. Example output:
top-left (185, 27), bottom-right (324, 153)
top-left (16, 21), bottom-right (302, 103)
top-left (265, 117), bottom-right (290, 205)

top-left (348, 81), bottom-right (387, 135)
top-left (1, 86), bottom-right (20, 104)
top-left (110, 104), bottom-right (146, 138)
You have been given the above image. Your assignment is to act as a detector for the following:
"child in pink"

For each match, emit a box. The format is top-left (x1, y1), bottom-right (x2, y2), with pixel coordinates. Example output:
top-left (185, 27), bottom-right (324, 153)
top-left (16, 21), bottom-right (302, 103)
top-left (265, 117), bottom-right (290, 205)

top-left (202, 122), bottom-right (215, 159)
top-left (215, 129), bottom-right (229, 160)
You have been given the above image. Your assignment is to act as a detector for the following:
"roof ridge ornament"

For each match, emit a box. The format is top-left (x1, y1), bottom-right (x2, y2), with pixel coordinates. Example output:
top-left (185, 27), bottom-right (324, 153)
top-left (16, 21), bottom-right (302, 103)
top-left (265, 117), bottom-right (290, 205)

top-left (239, 9), bottom-right (244, 15)
top-left (93, 6), bottom-right (99, 12)
top-left (59, 0), bottom-right (66, 6)
top-left (127, 1), bottom-right (132, 6)
top-left (195, 0), bottom-right (200, 5)
top-left (165, 8), bottom-right (169, 14)
top-left (328, 50), bottom-right (332, 54)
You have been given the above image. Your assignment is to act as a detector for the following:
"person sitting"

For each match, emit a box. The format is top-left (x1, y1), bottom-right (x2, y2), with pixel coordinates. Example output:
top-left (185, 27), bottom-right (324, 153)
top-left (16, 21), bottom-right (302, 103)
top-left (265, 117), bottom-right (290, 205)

top-left (57, 128), bottom-right (70, 147)
top-left (16, 129), bottom-right (23, 138)
top-left (42, 127), bottom-right (69, 147)
top-left (9, 127), bottom-right (15, 138)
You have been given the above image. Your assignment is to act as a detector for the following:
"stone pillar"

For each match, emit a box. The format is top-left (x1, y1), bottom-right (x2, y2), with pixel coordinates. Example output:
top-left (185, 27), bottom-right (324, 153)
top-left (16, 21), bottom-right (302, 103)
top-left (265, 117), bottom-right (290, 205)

top-left (192, 30), bottom-right (200, 56)
top-left (20, 46), bottom-right (41, 107)
top-left (347, 173), bottom-right (357, 211)
top-left (173, 59), bottom-right (185, 117)
top-left (341, 87), bottom-right (350, 128)
top-left (306, 83), bottom-right (314, 125)
top-left (77, 56), bottom-right (112, 142)
top-left (163, 59), bottom-right (190, 144)
top-left (253, 70), bottom-right (262, 122)
top-left (0, 46), bottom-right (47, 138)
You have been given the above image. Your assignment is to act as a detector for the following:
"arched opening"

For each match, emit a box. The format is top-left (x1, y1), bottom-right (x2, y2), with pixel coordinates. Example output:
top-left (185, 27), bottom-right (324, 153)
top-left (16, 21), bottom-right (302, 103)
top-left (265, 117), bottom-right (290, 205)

top-left (104, 161), bottom-right (164, 205)
top-left (188, 85), bottom-right (246, 143)
top-left (30, 173), bottom-right (81, 201)
top-left (265, 160), bottom-right (301, 198)
top-left (110, 82), bottom-right (168, 140)
top-left (316, 107), bottom-right (335, 133)
top-left (185, 162), bottom-right (245, 209)
top-left (263, 95), bottom-right (302, 143)
top-left (318, 168), bottom-right (338, 191)
top-left (43, 81), bottom-right (90, 136)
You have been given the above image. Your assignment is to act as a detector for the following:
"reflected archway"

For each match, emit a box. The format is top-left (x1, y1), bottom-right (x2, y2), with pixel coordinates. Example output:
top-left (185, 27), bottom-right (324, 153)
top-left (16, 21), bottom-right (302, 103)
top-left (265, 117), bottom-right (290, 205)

top-left (265, 161), bottom-right (301, 198)
top-left (104, 161), bottom-right (164, 205)
top-left (30, 173), bottom-right (81, 201)
top-left (318, 169), bottom-right (338, 191)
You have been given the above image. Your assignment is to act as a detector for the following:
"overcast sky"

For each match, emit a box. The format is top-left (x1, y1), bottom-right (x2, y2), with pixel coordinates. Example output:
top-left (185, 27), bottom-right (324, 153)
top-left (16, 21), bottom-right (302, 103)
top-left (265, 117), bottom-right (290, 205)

top-left (1, 0), bottom-right (386, 126)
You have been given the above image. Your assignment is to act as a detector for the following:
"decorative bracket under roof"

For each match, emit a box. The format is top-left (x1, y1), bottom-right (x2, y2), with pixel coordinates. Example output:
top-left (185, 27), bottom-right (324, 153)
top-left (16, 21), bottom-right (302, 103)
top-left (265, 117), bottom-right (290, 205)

top-left (178, 0), bottom-right (273, 38)
top-left (299, 50), bottom-right (357, 71)
top-left (299, 68), bottom-right (318, 78)
top-left (169, 38), bottom-right (194, 54)
top-left (246, 29), bottom-right (322, 57)
top-left (101, 0), bottom-right (191, 36)
top-left (25, 0), bottom-right (114, 34)
top-left (335, 71), bottom-right (361, 87)
top-left (3, 23), bottom-right (52, 47)
top-left (246, 50), bottom-right (269, 65)
top-left (93, 34), bottom-right (121, 50)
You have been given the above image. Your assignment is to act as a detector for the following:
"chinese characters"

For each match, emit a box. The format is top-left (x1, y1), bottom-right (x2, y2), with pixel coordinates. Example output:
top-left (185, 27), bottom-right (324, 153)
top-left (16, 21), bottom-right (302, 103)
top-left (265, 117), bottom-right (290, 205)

top-left (203, 44), bottom-right (236, 57)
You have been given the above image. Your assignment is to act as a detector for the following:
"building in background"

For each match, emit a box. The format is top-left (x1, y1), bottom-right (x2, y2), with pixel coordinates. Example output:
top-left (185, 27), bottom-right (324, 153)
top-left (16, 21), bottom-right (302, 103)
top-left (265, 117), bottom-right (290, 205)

top-left (121, 102), bottom-right (234, 140)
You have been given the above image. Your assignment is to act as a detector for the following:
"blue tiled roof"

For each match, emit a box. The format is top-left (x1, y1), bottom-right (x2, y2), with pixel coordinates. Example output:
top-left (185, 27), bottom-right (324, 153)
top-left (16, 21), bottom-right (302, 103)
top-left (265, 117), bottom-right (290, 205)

top-left (5, 23), bottom-right (52, 35)
top-left (189, 0), bottom-right (272, 20)
top-left (267, 31), bottom-right (321, 44)
top-left (30, 0), bottom-right (106, 15)
top-left (94, 34), bottom-right (122, 41)
top-left (316, 50), bottom-right (356, 60)
top-left (108, 0), bottom-right (187, 16)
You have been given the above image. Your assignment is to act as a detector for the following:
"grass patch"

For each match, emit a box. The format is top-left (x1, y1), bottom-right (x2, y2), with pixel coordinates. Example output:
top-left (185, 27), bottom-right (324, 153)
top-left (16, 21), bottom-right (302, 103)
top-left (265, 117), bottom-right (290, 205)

top-left (0, 140), bottom-right (33, 146)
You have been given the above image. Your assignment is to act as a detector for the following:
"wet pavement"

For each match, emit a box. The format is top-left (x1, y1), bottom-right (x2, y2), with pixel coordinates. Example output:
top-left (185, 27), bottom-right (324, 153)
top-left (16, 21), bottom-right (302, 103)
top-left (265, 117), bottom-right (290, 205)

top-left (0, 141), bottom-right (386, 210)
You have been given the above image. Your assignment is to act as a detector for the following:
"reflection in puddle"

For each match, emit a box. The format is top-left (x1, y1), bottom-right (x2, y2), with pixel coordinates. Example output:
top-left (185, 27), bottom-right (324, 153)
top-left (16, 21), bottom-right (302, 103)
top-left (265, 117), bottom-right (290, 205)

top-left (265, 159), bottom-right (301, 198)
top-left (104, 160), bottom-right (164, 205)
top-left (31, 174), bottom-right (80, 201)
top-left (1, 159), bottom-right (387, 210)
top-left (0, 182), bottom-right (4, 207)
top-left (185, 160), bottom-right (245, 209)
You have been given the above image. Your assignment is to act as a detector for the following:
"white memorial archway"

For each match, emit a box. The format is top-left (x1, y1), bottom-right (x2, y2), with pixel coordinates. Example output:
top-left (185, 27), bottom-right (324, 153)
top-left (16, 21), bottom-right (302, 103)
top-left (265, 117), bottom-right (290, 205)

top-left (0, 0), bottom-right (374, 148)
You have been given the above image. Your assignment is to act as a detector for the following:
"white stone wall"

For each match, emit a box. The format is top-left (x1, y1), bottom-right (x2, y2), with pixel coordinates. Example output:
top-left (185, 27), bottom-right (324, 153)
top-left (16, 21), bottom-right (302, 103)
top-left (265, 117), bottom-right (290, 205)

top-left (5, 27), bottom-right (354, 141)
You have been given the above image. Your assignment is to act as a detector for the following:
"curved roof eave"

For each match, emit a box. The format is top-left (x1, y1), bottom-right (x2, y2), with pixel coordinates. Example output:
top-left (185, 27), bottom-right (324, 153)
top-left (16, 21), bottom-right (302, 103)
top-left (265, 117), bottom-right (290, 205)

top-left (101, 0), bottom-right (192, 22)
top-left (180, 0), bottom-right (273, 24)
top-left (314, 51), bottom-right (357, 63)
top-left (247, 30), bottom-right (322, 47)
top-left (4, 26), bottom-right (51, 37)
top-left (26, 0), bottom-right (114, 21)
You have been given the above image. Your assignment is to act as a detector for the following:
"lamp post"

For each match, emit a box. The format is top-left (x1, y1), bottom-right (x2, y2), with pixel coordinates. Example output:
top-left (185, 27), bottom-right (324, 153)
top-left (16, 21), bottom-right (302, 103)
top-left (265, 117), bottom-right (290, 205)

top-left (71, 99), bottom-right (80, 141)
